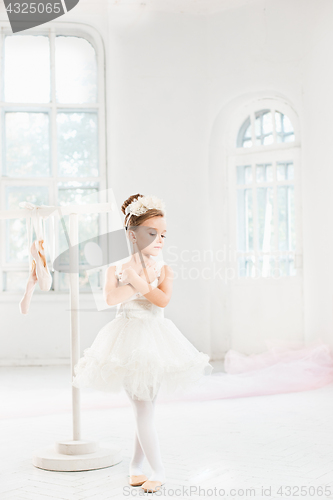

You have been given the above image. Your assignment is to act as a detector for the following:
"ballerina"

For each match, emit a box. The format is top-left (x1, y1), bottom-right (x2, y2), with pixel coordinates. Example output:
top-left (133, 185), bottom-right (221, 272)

top-left (72, 193), bottom-right (213, 493)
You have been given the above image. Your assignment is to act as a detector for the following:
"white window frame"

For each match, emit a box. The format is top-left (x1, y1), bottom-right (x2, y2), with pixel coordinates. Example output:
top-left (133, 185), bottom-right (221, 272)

top-left (227, 98), bottom-right (302, 283)
top-left (0, 22), bottom-right (107, 295)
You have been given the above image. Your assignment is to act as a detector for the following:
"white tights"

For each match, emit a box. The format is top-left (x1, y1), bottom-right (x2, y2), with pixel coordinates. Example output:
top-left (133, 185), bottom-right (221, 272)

top-left (125, 387), bottom-right (166, 483)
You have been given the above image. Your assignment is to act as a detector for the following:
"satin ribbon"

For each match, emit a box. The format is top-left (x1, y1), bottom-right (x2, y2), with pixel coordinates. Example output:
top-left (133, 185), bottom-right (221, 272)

top-left (125, 211), bottom-right (136, 230)
top-left (19, 202), bottom-right (56, 272)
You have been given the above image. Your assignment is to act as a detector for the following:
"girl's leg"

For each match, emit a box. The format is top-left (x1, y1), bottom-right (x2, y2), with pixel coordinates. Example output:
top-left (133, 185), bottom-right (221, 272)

top-left (128, 394), bottom-right (158, 476)
top-left (129, 429), bottom-right (145, 476)
top-left (125, 387), bottom-right (165, 483)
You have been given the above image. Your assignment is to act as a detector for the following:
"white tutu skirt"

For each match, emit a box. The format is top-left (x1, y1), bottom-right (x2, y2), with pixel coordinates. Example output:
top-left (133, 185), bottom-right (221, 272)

top-left (72, 311), bottom-right (213, 401)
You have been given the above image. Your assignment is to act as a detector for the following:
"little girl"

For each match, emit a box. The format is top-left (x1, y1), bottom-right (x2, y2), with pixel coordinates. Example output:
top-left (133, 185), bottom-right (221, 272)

top-left (72, 193), bottom-right (213, 493)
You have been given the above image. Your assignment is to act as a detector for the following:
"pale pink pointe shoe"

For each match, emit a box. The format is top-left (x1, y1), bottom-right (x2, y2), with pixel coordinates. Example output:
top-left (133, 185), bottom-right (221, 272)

top-left (141, 479), bottom-right (165, 493)
top-left (129, 474), bottom-right (149, 486)
top-left (30, 239), bottom-right (52, 291)
top-left (19, 259), bottom-right (38, 315)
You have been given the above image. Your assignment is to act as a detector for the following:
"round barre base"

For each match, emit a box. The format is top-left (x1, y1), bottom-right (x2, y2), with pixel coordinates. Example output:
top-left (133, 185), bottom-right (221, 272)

top-left (56, 439), bottom-right (99, 455)
top-left (32, 440), bottom-right (122, 472)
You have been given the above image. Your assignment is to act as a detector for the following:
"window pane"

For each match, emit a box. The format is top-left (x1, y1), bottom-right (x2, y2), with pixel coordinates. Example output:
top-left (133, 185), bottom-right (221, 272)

top-left (239, 109), bottom-right (295, 148)
top-left (275, 111), bottom-right (295, 143)
top-left (284, 133), bottom-right (295, 143)
top-left (289, 254), bottom-right (296, 276)
top-left (244, 124), bottom-right (251, 139)
top-left (256, 164), bottom-right (273, 182)
top-left (255, 110), bottom-right (272, 145)
top-left (283, 115), bottom-right (293, 133)
top-left (258, 255), bottom-right (276, 278)
top-left (263, 134), bottom-right (273, 145)
top-left (277, 186), bottom-right (295, 251)
top-left (238, 255), bottom-right (255, 277)
top-left (5, 112), bottom-right (50, 177)
top-left (257, 187), bottom-right (274, 252)
top-left (237, 189), bottom-right (253, 251)
top-left (58, 182), bottom-right (100, 266)
top-left (55, 36), bottom-right (97, 103)
top-left (277, 163), bottom-right (286, 181)
top-left (277, 133), bottom-right (295, 143)
top-left (275, 111), bottom-right (282, 133)
top-left (4, 271), bottom-right (54, 292)
top-left (278, 254), bottom-right (296, 277)
top-left (57, 112), bottom-right (98, 177)
top-left (4, 35), bottom-right (50, 103)
top-left (287, 163), bottom-right (294, 180)
top-left (6, 186), bottom-right (49, 262)
top-left (255, 116), bottom-right (261, 137)
top-left (4, 271), bottom-right (29, 291)
top-left (59, 270), bottom-right (99, 291)
top-left (266, 165), bottom-right (273, 181)
top-left (256, 165), bottom-right (264, 182)
top-left (237, 116), bottom-right (251, 148)
top-left (262, 111), bottom-right (272, 135)
top-left (277, 162), bottom-right (294, 181)
top-left (237, 165), bottom-right (252, 184)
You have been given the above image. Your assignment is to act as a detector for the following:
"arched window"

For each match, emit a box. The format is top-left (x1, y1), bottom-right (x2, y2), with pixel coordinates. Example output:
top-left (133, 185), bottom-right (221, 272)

top-left (0, 24), bottom-right (106, 293)
top-left (229, 101), bottom-right (301, 279)
top-left (237, 109), bottom-right (295, 148)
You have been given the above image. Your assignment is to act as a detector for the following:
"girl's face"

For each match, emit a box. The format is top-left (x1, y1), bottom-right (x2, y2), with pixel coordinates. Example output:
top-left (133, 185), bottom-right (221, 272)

top-left (128, 216), bottom-right (167, 256)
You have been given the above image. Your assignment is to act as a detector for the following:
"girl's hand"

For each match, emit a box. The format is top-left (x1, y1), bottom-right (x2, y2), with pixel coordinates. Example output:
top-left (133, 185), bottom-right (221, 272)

top-left (120, 266), bottom-right (138, 285)
top-left (139, 264), bottom-right (158, 284)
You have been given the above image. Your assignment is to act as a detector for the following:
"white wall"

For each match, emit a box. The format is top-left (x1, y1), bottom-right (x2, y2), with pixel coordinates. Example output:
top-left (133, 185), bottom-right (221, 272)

top-left (207, 0), bottom-right (333, 356)
top-left (105, 8), bottom-right (212, 355)
top-left (0, 0), bottom-right (332, 363)
top-left (300, 1), bottom-right (333, 345)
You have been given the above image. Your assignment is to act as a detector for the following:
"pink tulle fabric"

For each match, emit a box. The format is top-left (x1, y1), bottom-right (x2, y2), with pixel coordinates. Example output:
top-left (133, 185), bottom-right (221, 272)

top-left (4, 340), bottom-right (332, 419)
top-left (164, 339), bottom-right (333, 402)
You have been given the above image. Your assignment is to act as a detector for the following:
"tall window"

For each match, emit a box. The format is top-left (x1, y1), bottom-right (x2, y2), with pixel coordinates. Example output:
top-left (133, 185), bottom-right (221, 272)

top-left (0, 27), bottom-right (106, 293)
top-left (232, 105), bottom-right (300, 278)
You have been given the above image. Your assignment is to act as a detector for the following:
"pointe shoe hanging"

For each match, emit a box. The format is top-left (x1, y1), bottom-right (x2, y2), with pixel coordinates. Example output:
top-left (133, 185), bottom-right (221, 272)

top-left (30, 239), bottom-right (52, 291)
top-left (19, 259), bottom-right (38, 315)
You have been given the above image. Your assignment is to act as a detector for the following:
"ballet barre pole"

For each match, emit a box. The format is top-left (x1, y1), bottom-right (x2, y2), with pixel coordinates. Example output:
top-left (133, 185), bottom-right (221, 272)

top-left (69, 212), bottom-right (80, 442)
top-left (0, 201), bottom-right (123, 471)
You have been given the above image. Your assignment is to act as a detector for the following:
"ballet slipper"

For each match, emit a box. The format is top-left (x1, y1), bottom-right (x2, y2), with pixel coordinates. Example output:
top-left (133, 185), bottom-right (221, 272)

top-left (19, 259), bottom-right (38, 315)
top-left (141, 479), bottom-right (164, 493)
top-left (30, 239), bottom-right (52, 292)
top-left (129, 474), bottom-right (149, 486)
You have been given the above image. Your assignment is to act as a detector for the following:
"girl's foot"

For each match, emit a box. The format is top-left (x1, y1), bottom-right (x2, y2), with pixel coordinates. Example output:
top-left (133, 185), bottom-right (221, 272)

top-left (141, 479), bottom-right (165, 493)
top-left (148, 468), bottom-right (166, 483)
top-left (129, 474), bottom-right (149, 486)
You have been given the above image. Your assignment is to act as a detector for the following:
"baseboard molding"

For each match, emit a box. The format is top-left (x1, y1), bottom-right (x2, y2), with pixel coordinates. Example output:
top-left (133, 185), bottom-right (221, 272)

top-left (0, 358), bottom-right (71, 366)
top-left (0, 357), bottom-right (225, 369)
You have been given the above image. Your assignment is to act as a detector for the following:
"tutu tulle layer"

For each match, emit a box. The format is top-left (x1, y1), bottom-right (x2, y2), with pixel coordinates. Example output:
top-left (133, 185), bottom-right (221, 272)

top-left (72, 314), bottom-right (213, 401)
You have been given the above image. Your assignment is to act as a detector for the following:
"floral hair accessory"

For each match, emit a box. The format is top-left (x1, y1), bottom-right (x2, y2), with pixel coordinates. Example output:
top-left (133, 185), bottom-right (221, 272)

top-left (125, 195), bottom-right (166, 229)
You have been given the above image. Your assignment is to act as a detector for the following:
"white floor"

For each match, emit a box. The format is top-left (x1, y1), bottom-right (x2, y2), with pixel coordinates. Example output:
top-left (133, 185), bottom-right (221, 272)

top-left (1, 365), bottom-right (333, 499)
